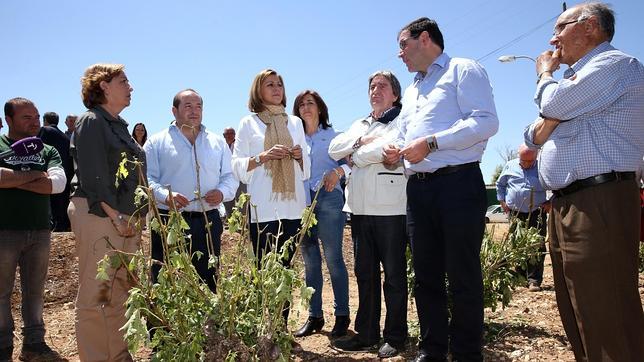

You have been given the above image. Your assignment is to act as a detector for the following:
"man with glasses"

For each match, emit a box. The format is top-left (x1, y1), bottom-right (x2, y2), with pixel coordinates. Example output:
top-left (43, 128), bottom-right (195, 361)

top-left (384, 17), bottom-right (498, 362)
top-left (525, 2), bottom-right (644, 361)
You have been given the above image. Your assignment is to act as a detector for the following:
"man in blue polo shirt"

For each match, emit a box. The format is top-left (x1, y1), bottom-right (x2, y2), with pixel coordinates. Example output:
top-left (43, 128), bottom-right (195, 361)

top-left (496, 144), bottom-right (548, 291)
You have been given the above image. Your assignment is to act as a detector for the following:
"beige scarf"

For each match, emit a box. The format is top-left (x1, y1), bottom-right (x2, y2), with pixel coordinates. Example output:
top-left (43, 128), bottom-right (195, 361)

top-left (257, 105), bottom-right (296, 201)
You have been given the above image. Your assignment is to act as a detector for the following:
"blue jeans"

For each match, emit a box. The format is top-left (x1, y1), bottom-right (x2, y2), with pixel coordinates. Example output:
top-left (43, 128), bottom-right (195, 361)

top-left (0, 230), bottom-right (51, 349)
top-left (300, 188), bottom-right (349, 318)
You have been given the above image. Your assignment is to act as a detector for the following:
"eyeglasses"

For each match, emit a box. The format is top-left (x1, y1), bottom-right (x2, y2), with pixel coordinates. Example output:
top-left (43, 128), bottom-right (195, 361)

top-left (399, 34), bottom-right (420, 50)
top-left (553, 17), bottom-right (587, 36)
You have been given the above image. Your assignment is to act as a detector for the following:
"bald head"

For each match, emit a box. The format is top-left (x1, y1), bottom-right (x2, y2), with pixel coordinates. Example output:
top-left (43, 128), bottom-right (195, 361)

top-left (518, 144), bottom-right (537, 169)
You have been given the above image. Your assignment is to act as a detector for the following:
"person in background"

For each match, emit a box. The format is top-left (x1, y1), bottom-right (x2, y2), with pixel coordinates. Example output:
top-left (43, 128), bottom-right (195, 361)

top-left (329, 71), bottom-right (408, 358)
top-left (131, 122), bottom-right (148, 147)
top-left (222, 126), bottom-right (247, 219)
top-left (68, 63), bottom-right (145, 361)
top-left (231, 68), bottom-right (310, 322)
top-left (0, 97), bottom-right (65, 362)
top-left (292, 90), bottom-right (350, 338)
top-left (524, 2), bottom-right (644, 360)
top-left (64, 114), bottom-right (78, 138)
top-left (39, 111), bottom-right (73, 231)
top-left (145, 89), bottom-right (237, 292)
top-left (495, 144), bottom-right (548, 292)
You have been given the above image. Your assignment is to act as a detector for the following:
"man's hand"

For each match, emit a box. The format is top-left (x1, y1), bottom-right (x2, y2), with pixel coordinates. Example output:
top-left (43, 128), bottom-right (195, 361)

top-left (500, 200), bottom-right (510, 213)
top-left (540, 201), bottom-right (552, 213)
top-left (400, 137), bottom-right (430, 164)
top-left (204, 189), bottom-right (224, 206)
top-left (536, 50), bottom-right (561, 79)
top-left (382, 144), bottom-right (401, 165)
top-left (165, 192), bottom-right (190, 209)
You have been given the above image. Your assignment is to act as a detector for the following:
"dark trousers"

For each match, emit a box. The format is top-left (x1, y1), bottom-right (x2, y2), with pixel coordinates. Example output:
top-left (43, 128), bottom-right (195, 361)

top-left (512, 209), bottom-right (547, 285)
top-left (50, 187), bottom-right (71, 232)
top-left (351, 214), bottom-right (408, 346)
top-left (249, 218), bottom-right (301, 321)
top-left (407, 166), bottom-right (486, 361)
top-left (549, 180), bottom-right (643, 362)
top-left (151, 209), bottom-right (223, 292)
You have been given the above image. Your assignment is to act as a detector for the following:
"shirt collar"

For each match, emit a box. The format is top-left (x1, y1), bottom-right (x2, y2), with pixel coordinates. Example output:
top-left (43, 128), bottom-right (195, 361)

top-left (414, 52), bottom-right (450, 82)
top-left (566, 41), bottom-right (613, 79)
top-left (93, 105), bottom-right (128, 126)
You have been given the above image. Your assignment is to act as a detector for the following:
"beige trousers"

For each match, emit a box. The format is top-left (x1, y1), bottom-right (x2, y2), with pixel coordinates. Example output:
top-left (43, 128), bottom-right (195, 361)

top-left (68, 197), bottom-right (139, 362)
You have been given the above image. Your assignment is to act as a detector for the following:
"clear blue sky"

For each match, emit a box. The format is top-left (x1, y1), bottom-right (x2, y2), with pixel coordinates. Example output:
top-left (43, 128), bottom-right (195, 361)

top-left (2, 0), bottom-right (642, 183)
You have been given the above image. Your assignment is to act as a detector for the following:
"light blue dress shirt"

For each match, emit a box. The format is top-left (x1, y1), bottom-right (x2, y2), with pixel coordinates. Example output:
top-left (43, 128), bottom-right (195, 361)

top-left (396, 52), bottom-right (499, 173)
top-left (496, 159), bottom-right (547, 213)
top-left (525, 42), bottom-right (644, 190)
top-left (304, 125), bottom-right (345, 204)
top-left (144, 123), bottom-right (238, 212)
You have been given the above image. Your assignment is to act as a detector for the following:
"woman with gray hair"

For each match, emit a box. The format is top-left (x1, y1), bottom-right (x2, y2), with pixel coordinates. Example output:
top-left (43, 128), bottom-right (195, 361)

top-left (328, 70), bottom-right (408, 358)
top-left (68, 63), bottom-right (145, 361)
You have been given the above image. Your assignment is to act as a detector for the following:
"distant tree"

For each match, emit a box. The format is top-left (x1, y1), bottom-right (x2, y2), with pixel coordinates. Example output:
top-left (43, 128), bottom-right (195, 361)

top-left (490, 164), bottom-right (503, 184)
top-left (490, 145), bottom-right (519, 184)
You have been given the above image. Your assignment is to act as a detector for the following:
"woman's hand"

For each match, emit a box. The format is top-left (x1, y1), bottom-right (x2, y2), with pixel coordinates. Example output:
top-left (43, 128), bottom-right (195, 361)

top-left (264, 144), bottom-right (290, 160)
top-left (322, 168), bottom-right (343, 192)
top-left (290, 144), bottom-right (303, 160)
top-left (110, 214), bottom-right (137, 237)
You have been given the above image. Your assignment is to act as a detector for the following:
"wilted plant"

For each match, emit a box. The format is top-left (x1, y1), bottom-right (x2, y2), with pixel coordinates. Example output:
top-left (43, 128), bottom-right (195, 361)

top-left (97, 156), bottom-right (316, 361)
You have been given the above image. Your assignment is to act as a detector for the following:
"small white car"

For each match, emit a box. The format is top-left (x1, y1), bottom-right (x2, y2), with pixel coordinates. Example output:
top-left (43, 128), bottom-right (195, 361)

top-left (485, 204), bottom-right (509, 223)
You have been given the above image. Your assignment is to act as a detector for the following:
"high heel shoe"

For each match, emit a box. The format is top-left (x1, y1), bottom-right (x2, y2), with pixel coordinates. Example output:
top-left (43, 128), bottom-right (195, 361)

top-left (330, 315), bottom-right (350, 337)
top-left (294, 316), bottom-right (325, 337)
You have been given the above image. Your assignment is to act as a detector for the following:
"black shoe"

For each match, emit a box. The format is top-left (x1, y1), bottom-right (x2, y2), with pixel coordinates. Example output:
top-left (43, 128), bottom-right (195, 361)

top-left (413, 351), bottom-right (447, 362)
top-left (332, 335), bottom-right (377, 352)
top-left (294, 316), bottom-right (324, 337)
top-left (19, 342), bottom-right (63, 361)
top-left (0, 346), bottom-right (13, 362)
top-left (330, 315), bottom-right (350, 338)
top-left (377, 342), bottom-right (404, 358)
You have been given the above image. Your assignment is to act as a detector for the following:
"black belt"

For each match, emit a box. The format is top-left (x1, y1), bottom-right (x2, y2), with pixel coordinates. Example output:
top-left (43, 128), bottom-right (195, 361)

top-left (411, 162), bottom-right (479, 180)
top-left (552, 171), bottom-right (635, 197)
top-left (160, 209), bottom-right (219, 219)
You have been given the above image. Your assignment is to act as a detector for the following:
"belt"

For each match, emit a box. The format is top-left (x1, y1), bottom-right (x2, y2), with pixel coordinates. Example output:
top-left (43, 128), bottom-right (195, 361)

top-left (160, 209), bottom-right (219, 218)
top-left (552, 171), bottom-right (635, 197)
top-left (411, 162), bottom-right (479, 180)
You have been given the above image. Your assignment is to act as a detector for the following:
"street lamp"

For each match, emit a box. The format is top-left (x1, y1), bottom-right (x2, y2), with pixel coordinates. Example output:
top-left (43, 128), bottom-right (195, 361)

top-left (498, 55), bottom-right (536, 63)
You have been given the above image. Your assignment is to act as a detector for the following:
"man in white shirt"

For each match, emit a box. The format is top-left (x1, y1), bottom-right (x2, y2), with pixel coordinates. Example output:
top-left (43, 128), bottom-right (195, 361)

top-left (144, 89), bottom-right (238, 292)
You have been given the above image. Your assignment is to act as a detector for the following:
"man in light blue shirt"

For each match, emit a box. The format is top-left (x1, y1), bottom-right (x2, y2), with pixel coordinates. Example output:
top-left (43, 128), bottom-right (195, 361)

top-left (144, 89), bottom-right (238, 292)
top-left (384, 17), bottom-right (498, 362)
top-left (496, 145), bottom-right (547, 291)
top-left (524, 3), bottom-right (643, 360)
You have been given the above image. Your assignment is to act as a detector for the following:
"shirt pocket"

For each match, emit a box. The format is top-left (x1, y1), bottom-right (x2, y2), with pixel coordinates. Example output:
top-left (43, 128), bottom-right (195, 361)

top-left (374, 172), bottom-right (406, 206)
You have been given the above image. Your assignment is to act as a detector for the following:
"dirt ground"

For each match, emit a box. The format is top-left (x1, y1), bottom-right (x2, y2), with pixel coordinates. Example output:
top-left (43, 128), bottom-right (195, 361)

top-left (8, 225), bottom-right (644, 361)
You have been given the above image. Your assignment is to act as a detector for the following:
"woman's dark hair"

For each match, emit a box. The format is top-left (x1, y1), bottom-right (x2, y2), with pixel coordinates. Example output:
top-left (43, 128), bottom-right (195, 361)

top-left (131, 122), bottom-right (147, 146)
top-left (293, 90), bottom-right (331, 129)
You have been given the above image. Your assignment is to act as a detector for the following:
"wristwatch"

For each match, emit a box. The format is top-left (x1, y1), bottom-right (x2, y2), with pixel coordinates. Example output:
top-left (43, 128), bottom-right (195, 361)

top-left (253, 154), bottom-right (263, 165)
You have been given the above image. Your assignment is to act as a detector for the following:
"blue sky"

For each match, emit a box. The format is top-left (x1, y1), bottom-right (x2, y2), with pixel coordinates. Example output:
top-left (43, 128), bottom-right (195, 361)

top-left (2, 0), bottom-right (642, 182)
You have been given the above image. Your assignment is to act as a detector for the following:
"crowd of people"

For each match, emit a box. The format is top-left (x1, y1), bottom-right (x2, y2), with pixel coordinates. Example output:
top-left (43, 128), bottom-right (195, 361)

top-left (0, 2), bottom-right (642, 361)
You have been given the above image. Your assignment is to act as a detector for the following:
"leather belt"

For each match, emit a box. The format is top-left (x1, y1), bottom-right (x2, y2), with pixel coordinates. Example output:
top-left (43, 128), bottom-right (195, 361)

top-left (552, 171), bottom-right (635, 197)
top-left (411, 162), bottom-right (479, 180)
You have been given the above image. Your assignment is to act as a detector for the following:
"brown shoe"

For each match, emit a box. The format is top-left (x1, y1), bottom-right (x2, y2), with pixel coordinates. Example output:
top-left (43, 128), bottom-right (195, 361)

top-left (528, 282), bottom-right (542, 292)
top-left (19, 342), bottom-right (64, 361)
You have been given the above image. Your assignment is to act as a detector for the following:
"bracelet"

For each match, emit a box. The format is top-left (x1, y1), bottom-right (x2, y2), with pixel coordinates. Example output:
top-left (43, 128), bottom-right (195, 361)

top-left (352, 137), bottom-right (362, 150)
top-left (333, 168), bottom-right (343, 179)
